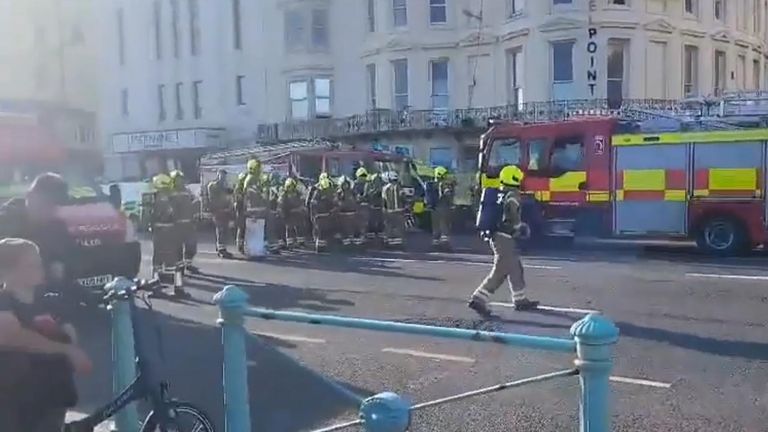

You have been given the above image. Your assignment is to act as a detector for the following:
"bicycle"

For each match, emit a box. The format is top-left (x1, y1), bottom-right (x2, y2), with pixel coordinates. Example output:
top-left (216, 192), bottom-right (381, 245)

top-left (64, 277), bottom-right (215, 432)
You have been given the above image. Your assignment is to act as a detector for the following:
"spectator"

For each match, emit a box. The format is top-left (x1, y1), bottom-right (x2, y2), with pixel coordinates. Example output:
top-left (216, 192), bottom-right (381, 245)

top-left (0, 238), bottom-right (92, 431)
top-left (0, 173), bottom-right (83, 303)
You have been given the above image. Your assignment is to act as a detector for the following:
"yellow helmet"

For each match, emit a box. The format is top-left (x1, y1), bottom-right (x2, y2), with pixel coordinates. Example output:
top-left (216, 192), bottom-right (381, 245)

top-left (318, 178), bottom-right (332, 190)
top-left (152, 173), bottom-right (172, 190)
top-left (355, 167), bottom-right (369, 179)
top-left (499, 165), bottom-right (525, 187)
top-left (247, 159), bottom-right (261, 174)
top-left (284, 177), bottom-right (297, 190)
top-left (319, 172), bottom-right (330, 181)
top-left (434, 166), bottom-right (448, 179)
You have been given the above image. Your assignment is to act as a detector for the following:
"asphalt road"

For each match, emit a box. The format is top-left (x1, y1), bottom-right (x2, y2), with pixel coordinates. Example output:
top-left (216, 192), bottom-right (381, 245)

top-left (68, 234), bottom-right (768, 432)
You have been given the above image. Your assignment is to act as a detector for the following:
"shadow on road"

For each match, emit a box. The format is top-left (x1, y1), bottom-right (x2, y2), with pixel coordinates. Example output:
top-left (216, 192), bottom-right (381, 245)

top-left (72, 305), bottom-right (376, 431)
top-left (617, 321), bottom-right (768, 361)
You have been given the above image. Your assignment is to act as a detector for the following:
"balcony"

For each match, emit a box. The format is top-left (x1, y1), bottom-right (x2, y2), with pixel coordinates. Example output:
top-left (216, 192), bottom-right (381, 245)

top-left (255, 99), bottom-right (699, 142)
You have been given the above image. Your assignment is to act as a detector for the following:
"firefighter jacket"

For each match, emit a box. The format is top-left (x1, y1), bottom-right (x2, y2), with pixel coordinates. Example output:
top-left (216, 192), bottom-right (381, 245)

top-left (170, 188), bottom-right (196, 223)
top-left (364, 177), bottom-right (384, 208)
top-left (497, 188), bottom-right (523, 236)
top-left (311, 186), bottom-right (336, 215)
top-left (336, 187), bottom-right (357, 213)
top-left (436, 178), bottom-right (456, 209)
top-left (353, 179), bottom-right (368, 203)
top-left (152, 190), bottom-right (175, 225)
top-left (382, 183), bottom-right (406, 212)
top-left (278, 188), bottom-right (304, 216)
top-left (207, 179), bottom-right (231, 214)
top-left (244, 174), bottom-right (269, 212)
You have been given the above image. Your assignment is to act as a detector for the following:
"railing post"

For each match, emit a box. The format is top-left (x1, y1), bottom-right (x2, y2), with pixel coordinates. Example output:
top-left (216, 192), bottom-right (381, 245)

top-left (106, 277), bottom-right (139, 432)
top-left (214, 286), bottom-right (252, 432)
top-left (571, 313), bottom-right (619, 432)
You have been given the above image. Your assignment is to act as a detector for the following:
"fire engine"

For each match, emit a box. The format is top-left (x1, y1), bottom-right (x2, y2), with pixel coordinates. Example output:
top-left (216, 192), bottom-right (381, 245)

top-left (478, 94), bottom-right (768, 256)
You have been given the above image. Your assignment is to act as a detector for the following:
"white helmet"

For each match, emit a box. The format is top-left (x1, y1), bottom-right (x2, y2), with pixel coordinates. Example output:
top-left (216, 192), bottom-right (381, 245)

top-left (387, 171), bottom-right (399, 182)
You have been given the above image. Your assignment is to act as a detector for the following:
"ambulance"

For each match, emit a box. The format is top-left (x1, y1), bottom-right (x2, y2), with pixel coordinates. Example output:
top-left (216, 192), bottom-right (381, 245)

top-left (478, 115), bottom-right (768, 256)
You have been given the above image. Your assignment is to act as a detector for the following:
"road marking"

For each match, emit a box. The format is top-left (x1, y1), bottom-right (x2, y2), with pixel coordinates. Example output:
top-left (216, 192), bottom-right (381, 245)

top-left (362, 257), bottom-right (561, 270)
top-left (610, 375), bottom-right (672, 389)
top-left (382, 347), bottom-right (476, 364)
top-left (686, 272), bottom-right (768, 281)
top-left (65, 412), bottom-right (113, 432)
top-left (253, 331), bottom-right (326, 344)
top-left (490, 302), bottom-right (599, 315)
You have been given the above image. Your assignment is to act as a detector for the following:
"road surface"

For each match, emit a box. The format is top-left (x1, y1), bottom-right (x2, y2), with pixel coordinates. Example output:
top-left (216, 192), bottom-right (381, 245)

top-left (69, 235), bottom-right (768, 431)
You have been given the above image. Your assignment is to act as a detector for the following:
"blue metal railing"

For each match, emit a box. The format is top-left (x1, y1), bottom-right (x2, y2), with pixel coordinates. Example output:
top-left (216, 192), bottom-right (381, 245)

top-left (214, 285), bottom-right (620, 432)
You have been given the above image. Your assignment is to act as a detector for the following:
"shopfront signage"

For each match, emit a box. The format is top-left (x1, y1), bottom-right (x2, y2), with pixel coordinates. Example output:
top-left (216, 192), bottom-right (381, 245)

top-left (112, 128), bottom-right (223, 153)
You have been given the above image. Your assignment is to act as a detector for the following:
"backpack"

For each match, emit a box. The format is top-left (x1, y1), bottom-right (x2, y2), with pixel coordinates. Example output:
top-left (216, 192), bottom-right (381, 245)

top-left (475, 188), bottom-right (504, 239)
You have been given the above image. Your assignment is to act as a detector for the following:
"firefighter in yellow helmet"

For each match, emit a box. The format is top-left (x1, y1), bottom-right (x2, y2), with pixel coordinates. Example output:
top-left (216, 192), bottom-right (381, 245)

top-left (242, 161), bottom-right (270, 258)
top-left (150, 173), bottom-right (186, 296)
top-left (352, 166), bottom-right (370, 245)
top-left (278, 177), bottom-right (306, 248)
top-left (206, 169), bottom-right (234, 258)
top-left (469, 165), bottom-right (538, 316)
top-left (381, 171), bottom-right (407, 248)
top-left (335, 175), bottom-right (358, 247)
top-left (431, 166), bottom-right (455, 250)
top-left (363, 172), bottom-right (385, 244)
top-left (309, 172), bottom-right (336, 252)
top-left (169, 170), bottom-right (198, 280)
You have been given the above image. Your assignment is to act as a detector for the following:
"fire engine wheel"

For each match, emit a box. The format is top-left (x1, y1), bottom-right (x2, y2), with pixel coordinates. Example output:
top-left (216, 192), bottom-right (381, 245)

top-left (696, 217), bottom-right (748, 256)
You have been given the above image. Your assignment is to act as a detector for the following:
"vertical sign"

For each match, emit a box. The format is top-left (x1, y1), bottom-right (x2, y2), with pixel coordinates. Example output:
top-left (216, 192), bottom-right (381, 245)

top-left (587, 27), bottom-right (598, 97)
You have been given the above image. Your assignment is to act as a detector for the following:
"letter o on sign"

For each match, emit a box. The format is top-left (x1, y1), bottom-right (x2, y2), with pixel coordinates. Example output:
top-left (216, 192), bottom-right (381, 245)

top-left (587, 41), bottom-right (598, 54)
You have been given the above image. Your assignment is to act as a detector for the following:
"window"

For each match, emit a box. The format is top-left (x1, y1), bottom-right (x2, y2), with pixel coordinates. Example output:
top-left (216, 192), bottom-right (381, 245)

top-left (430, 59), bottom-right (449, 109)
top-left (117, 8), bottom-right (125, 65)
top-left (714, 0), bottom-right (726, 21)
top-left (311, 9), bottom-right (329, 49)
top-left (490, 139), bottom-right (521, 167)
top-left (714, 50), bottom-right (727, 96)
top-left (553, 0), bottom-right (573, 4)
top-left (528, 139), bottom-right (548, 171)
top-left (367, 63), bottom-right (377, 108)
top-left (684, 0), bottom-right (698, 16)
top-left (288, 78), bottom-right (332, 119)
top-left (429, 147), bottom-right (454, 169)
top-left (754, 0), bottom-right (761, 32)
top-left (646, 41), bottom-right (667, 98)
top-left (552, 40), bottom-right (575, 100)
top-left (393, 59), bottom-right (409, 111)
top-left (367, 0), bottom-right (376, 32)
top-left (607, 39), bottom-right (628, 108)
top-left (188, 0), bottom-right (200, 56)
top-left (430, 0), bottom-right (447, 24)
top-left (284, 10), bottom-right (305, 50)
top-left (754, 59), bottom-right (761, 89)
top-left (153, 1), bottom-right (162, 60)
top-left (121, 89), bottom-right (129, 116)
top-left (683, 45), bottom-right (699, 96)
top-left (507, 0), bottom-right (524, 17)
top-left (192, 80), bottom-right (202, 119)
top-left (171, 0), bottom-right (180, 58)
top-left (393, 0), bottom-right (407, 27)
top-left (506, 48), bottom-right (523, 109)
top-left (158, 84), bottom-right (166, 121)
top-left (233, 0), bottom-right (242, 49)
top-left (236, 75), bottom-right (246, 105)
top-left (175, 82), bottom-right (184, 120)
top-left (551, 137), bottom-right (584, 172)
top-left (610, 0), bottom-right (628, 6)
top-left (738, 54), bottom-right (747, 89)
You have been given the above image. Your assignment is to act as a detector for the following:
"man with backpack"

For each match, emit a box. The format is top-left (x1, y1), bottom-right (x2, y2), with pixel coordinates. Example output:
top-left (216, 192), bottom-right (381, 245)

top-left (468, 165), bottom-right (539, 316)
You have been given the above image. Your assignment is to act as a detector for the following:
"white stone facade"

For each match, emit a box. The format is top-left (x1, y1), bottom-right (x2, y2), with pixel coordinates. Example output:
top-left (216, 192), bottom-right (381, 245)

top-left (100, 0), bottom-right (768, 180)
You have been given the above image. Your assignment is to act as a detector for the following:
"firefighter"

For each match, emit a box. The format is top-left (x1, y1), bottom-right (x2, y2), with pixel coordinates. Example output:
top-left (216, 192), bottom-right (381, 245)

top-left (431, 166), bottom-right (455, 250)
top-left (352, 167), bottom-right (370, 246)
top-left (278, 177), bottom-right (306, 248)
top-left (150, 173), bottom-right (185, 296)
top-left (468, 165), bottom-right (538, 316)
top-left (207, 169), bottom-right (233, 258)
top-left (170, 170), bottom-right (198, 275)
top-left (243, 161), bottom-right (270, 258)
top-left (364, 172), bottom-right (385, 244)
top-left (310, 172), bottom-right (336, 252)
top-left (335, 175), bottom-right (358, 247)
top-left (233, 171), bottom-right (248, 254)
top-left (263, 171), bottom-right (283, 253)
top-left (382, 171), bottom-right (406, 248)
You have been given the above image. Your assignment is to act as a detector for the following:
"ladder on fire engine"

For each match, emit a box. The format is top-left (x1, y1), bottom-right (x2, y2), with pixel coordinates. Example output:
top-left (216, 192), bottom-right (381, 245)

top-left (199, 138), bottom-right (339, 166)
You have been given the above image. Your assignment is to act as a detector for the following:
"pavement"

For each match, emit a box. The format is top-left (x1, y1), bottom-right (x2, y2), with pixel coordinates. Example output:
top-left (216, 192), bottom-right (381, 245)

top-left (67, 233), bottom-right (768, 431)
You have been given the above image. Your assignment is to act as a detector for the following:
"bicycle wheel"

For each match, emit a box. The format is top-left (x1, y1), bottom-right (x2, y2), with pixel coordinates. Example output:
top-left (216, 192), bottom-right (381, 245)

top-left (140, 401), bottom-right (215, 432)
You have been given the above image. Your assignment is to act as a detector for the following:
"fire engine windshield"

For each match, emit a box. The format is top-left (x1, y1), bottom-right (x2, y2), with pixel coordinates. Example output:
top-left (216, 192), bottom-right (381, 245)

top-left (489, 138), bottom-right (521, 168)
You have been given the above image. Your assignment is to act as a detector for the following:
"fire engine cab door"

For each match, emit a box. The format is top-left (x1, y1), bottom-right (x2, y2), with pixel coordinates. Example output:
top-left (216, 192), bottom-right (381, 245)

top-left (613, 144), bottom-right (689, 235)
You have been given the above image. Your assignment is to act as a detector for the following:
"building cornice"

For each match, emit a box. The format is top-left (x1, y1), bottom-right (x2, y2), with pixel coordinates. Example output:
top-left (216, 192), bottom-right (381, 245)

top-left (538, 16), bottom-right (587, 33)
top-left (710, 29), bottom-right (732, 43)
top-left (679, 28), bottom-right (707, 39)
top-left (643, 18), bottom-right (675, 34)
top-left (734, 38), bottom-right (752, 49)
top-left (501, 28), bottom-right (530, 42)
top-left (457, 31), bottom-right (499, 47)
top-left (599, 20), bottom-right (639, 30)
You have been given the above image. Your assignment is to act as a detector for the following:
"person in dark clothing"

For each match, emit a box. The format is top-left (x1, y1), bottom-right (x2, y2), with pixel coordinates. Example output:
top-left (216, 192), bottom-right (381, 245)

top-left (0, 238), bottom-right (92, 432)
top-left (0, 173), bottom-right (81, 302)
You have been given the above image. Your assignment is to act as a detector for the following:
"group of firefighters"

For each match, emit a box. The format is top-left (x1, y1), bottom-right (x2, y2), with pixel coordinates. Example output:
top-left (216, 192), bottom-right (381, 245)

top-left (203, 158), bottom-right (458, 258)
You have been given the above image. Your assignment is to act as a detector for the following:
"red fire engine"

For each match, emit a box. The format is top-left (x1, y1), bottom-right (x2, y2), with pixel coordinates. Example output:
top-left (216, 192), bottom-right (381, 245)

top-left (479, 114), bottom-right (768, 256)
